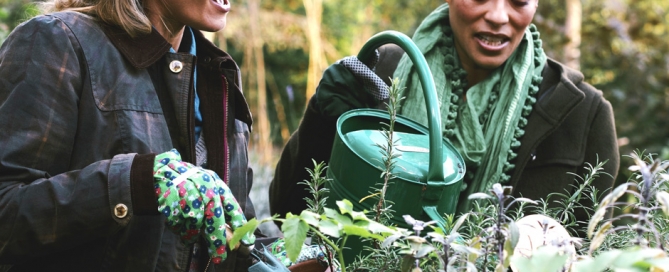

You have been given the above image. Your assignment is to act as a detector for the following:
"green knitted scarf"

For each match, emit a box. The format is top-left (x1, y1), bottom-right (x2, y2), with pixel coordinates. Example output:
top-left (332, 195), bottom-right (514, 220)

top-left (393, 3), bottom-right (547, 213)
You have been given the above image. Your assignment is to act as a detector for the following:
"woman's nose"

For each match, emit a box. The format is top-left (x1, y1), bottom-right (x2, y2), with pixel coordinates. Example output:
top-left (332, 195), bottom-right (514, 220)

top-left (483, 0), bottom-right (510, 26)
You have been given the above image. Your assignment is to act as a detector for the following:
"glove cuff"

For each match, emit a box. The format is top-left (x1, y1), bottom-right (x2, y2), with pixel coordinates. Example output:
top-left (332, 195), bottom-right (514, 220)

top-left (130, 153), bottom-right (160, 215)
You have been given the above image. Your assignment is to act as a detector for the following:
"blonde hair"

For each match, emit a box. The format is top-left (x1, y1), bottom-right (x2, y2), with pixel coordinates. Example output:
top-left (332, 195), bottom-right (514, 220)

top-left (41, 0), bottom-right (152, 37)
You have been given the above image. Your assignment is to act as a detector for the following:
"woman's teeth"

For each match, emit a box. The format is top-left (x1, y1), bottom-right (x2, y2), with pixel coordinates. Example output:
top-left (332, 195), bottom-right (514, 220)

top-left (478, 35), bottom-right (505, 46)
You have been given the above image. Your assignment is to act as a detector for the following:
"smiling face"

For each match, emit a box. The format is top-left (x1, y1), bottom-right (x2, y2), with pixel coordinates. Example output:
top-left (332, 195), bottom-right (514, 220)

top-left (145, 0), bottom-right (231, 34)
top-left (445, 0), bottom-right (538, 80)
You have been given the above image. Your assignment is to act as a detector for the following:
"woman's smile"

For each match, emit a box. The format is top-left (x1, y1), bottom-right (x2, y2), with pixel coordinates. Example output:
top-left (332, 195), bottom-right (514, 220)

top-left (446, 0), bottom-right (538, 84)
top-left (475, 32), bottom-right (511, 52)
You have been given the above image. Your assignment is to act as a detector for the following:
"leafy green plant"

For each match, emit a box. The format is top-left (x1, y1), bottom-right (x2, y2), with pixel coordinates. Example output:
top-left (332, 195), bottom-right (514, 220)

top-left (232, 80), bottom-right (669, 271)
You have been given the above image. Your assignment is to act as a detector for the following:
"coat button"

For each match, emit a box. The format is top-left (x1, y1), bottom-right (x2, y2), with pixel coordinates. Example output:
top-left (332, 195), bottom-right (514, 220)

top-left (169, 60), bottom-right (183, 73)
top-left (114, 203), bottom-right (128, 218)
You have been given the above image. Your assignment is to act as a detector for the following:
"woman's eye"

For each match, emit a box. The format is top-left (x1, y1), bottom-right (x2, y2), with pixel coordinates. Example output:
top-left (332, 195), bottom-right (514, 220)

top-left (512, 0), bottom-right (530, 6)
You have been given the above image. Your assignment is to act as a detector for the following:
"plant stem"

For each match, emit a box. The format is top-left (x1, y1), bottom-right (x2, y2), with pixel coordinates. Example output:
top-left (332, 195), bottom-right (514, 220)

top-left (310, 226), bottom-right (347, 272)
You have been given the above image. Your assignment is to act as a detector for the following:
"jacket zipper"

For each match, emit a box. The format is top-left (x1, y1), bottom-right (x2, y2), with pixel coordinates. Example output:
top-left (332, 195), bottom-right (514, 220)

top-left (223, 75), bottom-right (230, 184)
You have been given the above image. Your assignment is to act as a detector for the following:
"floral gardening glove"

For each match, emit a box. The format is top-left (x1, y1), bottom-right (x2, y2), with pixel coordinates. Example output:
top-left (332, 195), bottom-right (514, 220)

top-left (153, 149), bottom-right (255, 264)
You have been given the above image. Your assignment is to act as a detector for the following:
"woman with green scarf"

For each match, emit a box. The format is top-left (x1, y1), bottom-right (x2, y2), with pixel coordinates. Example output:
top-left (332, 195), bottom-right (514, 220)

top-left (270, 0), bottom-right (619, 228)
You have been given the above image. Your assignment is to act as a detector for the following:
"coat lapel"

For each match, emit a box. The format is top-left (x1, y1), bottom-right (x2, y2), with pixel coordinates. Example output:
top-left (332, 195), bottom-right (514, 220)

top-left (509, 59), bottom-right (586, 189)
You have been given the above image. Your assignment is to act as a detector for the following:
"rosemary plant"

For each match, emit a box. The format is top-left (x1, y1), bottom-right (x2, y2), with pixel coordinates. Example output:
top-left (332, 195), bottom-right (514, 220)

top-left (371, 77), bottom-right (405, 225)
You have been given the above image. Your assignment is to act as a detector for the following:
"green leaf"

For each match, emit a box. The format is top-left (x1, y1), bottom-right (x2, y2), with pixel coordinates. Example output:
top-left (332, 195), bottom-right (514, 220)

top-left (468, 236), bottom-right (482, 264)
top-left (366, 220), bottom-right (396, 235)
top-left (342, 224), bottom-right (380, 239)
top-left (400, 255), bottom-right (414, 272)
top-left (644, 257), bottom-right (669, 271)
top-left (336, 199), bottom-right (354, 214)
top-left (611, 248), bottom-right (667, 269)
top-left (229, 218), bottom-right (258, 249)
top-left (414, 244), bottom-right (435, 259)
top-left (570, 256), bottom-right (602, 272)
top-left (281, 214), bottom-right (309, 263)
top-left (299, 210), bottom-right (321, 227)
top-left (324, 207), bottom-right (352, 226)
top-left (510, 246), bottom-right (569, 272)
top-left (348, 209), bottom-right (370, 221)
top-left (318, 218), bottom-right (342, 238)
top-left (503, 239), bottom-right (513, 268)
top-left (508, 221), bottom-right (520, 250)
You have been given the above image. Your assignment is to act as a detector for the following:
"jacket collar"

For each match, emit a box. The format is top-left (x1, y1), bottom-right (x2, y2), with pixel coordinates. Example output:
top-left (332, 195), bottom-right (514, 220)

top-left (533, 58), bottom-right (586, 126)
top-left (100, 23), bottom-right (252, 126)
top-left (101, 23), bottom-right (171, 69)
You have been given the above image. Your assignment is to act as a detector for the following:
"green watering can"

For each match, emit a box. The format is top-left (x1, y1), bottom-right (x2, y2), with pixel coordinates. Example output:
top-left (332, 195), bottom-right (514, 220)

top-left (325, 30), bottom-right (466, 242)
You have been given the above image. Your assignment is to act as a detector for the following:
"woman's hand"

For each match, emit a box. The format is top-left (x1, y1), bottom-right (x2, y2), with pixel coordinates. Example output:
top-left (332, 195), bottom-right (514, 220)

top-left (153, 149), bottom-right (255, 264)
top-left (315, 56), bottom-right (387, 118)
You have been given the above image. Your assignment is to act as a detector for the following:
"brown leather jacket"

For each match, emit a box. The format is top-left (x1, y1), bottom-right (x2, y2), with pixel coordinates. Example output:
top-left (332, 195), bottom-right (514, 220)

top-left (0, 11), bottom-right (255, 271)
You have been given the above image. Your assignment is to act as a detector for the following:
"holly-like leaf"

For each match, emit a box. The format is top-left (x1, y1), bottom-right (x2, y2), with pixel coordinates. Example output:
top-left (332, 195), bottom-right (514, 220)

top-left (281, 214), bottom-right (309, 263)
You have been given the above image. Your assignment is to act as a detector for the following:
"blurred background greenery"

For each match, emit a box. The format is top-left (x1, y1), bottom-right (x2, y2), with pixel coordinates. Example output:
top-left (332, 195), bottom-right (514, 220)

top-left (1, 0), bottom-right (668, 231)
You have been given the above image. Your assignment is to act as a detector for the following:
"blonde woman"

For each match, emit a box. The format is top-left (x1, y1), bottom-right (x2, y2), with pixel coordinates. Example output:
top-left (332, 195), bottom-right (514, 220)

top-left (0, 0), bottom-right (260, 271)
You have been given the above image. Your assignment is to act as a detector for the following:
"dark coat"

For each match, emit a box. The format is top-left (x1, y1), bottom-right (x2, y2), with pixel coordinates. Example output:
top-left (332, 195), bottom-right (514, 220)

top-left (269, 44), bottom-right (620, 228)
top-left (0, 11), bottom-right (255, 271)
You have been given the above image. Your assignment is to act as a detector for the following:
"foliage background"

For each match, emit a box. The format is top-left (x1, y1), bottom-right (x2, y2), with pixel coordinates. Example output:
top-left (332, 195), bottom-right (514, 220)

top-left (1, 0), bottom-right (668, 233)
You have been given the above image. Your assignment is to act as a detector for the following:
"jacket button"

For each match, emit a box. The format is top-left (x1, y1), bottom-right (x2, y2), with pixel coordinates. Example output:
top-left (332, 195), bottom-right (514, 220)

top-left (114, 203), bottom-right (128, 218)
top-left (169, 60), bottom-right (183, 73)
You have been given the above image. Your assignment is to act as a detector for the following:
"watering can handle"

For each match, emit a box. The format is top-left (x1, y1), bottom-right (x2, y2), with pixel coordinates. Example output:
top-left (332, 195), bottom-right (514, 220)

top-left (357, 31), bottom-right (449, 231)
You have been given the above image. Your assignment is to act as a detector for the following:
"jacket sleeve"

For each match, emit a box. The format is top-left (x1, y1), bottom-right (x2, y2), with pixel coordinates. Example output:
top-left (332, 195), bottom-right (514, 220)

top-left (0, 15), bottom-right (155, 263)
top-left (268, 96), bottom-right (338, 218)
top-left (268, 55), bottom-right (383, 218)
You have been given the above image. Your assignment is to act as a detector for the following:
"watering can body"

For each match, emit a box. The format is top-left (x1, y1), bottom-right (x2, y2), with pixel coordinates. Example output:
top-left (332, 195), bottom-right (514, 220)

top-left (326, 109), bottom-right (464, 228)
top-left (324, 30), bottom-right (466, 245)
